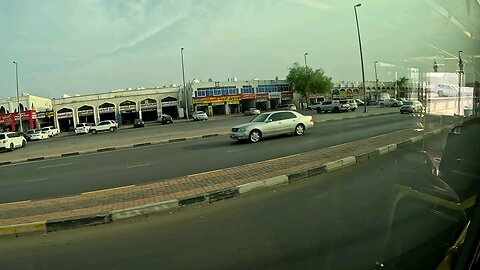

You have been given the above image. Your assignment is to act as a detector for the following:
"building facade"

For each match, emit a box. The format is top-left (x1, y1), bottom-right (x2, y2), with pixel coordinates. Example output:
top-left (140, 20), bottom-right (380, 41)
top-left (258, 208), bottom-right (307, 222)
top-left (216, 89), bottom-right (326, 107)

top-left (189, 78), bottom-right (293, 116)
top-left (52, 87), bottom-right (180, 132)
top-left (0, 94), bottom-right (53, 132)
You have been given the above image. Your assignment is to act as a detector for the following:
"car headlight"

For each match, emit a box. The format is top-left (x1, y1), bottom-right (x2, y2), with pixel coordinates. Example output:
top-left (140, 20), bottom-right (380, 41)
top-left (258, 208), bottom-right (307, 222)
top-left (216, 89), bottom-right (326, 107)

top-left (238, 127), bottom-right (247, 132)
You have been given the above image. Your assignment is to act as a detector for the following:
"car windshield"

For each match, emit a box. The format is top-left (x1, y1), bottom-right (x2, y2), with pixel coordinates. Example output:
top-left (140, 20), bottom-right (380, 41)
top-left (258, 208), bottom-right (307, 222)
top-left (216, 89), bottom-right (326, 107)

top-left (251, 114), bottom-right (269, 122)
top-left (1, 2), bottom-right (478, 270)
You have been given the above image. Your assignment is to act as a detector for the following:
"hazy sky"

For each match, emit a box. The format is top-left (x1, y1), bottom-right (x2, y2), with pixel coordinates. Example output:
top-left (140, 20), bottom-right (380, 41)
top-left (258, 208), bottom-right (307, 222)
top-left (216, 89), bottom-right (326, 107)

top-left (0, 0), bottom-right (478, 98)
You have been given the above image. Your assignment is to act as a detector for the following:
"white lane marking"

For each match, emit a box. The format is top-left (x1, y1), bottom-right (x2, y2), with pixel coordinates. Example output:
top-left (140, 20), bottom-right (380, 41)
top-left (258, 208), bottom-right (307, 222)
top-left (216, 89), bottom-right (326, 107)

top-left (227, 148), bottom-right (246, 153)
top-left (37, 162), bottom-right (73, 169)
top-left (349, 123), bottom-right (365, 128)
top-left (126, 163), bottom-right (151, 169)
top-left (25, 178), bottom-right (49, 183)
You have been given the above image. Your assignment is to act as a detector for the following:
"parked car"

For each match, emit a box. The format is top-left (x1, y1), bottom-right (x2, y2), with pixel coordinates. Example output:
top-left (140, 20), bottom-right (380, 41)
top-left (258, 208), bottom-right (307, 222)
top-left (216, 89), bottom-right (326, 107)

top-left (243, 108), bottom-right (261, 116)
top-left (30, 130), bottom-right (49, 140)
top-left (307, 102), bottom-right (322, 110)
top-left (24, 129), bottom-right (37, 141)
top-left (157, 114), bottom-right (174, 124)
top-left (316, 100), bottom-right (350, 113)
top-left (277, 104), bottom-right (297, 111)
top-left (40, 126), bottom-right (60, 137)
top-left (91, 120), bottom-right (118, 134)
top-left (0, 132), bottom-right (27, 151)
top-left (347, 99), bottom-right (358, 111)
top-left (133, 119), bottom-right (145, 128)
top-left (75, 123), bottom-right (91, 135)
top-left (400, 100), bottom-right (423, 114)
top-left (380, 98), bottom-right (403, 107)
top-left (192, 111), bottom-right (208, 121)
top-left (230, 110), bottom-right (314, 143)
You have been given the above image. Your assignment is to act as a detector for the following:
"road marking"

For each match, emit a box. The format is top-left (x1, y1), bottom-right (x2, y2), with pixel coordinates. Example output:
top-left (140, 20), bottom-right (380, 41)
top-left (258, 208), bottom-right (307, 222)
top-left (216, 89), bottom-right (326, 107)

top-left (37, 162), bottom-right (73, 169)
top-left (349, 123), bottom-right (365, 127)
top-left (227, 148), bottom-right (246, 153)
top-left (25, 178), bottom-right (49, 183)
top-left (81, 185), bottom-right (136, 195)
top-left (126, 163), bottom-right (151, 169)
top-left (0, 200), bottom-right (31, 206)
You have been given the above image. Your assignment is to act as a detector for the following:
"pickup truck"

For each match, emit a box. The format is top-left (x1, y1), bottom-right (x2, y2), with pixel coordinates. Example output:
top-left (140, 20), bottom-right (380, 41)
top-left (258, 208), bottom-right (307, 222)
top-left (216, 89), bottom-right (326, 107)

top-left (40, 126), bottom-right (60, 137)
top-left (316, 100), bottom-right (350, 113)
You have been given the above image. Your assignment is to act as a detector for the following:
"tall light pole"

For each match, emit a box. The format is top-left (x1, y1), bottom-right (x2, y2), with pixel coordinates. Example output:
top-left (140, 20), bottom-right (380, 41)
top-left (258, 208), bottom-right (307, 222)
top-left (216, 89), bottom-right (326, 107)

top-left (13, 61), bottom-right (23, 132)
top-left (374, 61), bottom-right (379, 101)
top-left (457, 50), bottom-right (464, 116)
top-left (181, 48), bottom-right (189, 121)
top-left (354, 3), bottom-right (366, 113)
top-left (304, 52), bottom-right (308, 68)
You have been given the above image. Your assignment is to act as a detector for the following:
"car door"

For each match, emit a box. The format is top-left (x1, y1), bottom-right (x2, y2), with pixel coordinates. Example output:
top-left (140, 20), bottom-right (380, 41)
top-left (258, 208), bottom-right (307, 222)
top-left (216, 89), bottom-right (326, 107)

top-left (263, 112), bottom-right (283, 136)
top-left (279, 112), bottom-right (297, 133)
top-left (8, 133), bottom-right (19, 147)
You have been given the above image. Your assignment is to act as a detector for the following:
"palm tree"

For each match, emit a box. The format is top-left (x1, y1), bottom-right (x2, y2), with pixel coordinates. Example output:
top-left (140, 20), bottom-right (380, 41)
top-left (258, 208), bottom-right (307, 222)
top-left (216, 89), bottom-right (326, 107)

top-left (395, 76), bottom-right (409, 98)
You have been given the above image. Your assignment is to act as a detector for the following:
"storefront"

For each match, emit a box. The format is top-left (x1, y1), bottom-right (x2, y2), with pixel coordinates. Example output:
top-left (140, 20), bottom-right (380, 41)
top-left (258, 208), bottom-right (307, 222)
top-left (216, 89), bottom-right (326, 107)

top-left (0, 110), bottom-right (37, 132)
top-left (77, 105), bottom-right (95, 124)
top-left (56, 108), bottom-right (74, 132)
top-left (36, 111), bottom-right (55, 128)
top-left (268, 92), bottom-right (281, 109)
top-left (98, 103), bottom-right (116, 121)
top-left (192, 95), bottom-right (242, 116)
top-left (240, 94), bottom-right (255, 112)
top-left (281, 92), bottom-right (294, 105)
top-left (161, 97), bottom-right (179, 118)
top-left (255, 94), bottom-right (268, 110)
top-left (140, 99), bottom-right (158, 121)
top-left (308, 94), bottom-right (325, 104)
top-left (119, 101), bottom-right (137, 125)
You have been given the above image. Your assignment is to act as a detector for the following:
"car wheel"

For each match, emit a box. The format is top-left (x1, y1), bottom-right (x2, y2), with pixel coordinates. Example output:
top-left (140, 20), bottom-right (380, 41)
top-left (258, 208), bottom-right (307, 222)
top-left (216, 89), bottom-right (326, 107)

top-left (92, 129), bottom-right (98, 134)
top-left (380, 103), bottom-right (384, 107)
top-left (352, 108), bottom-right (356, 111)
top-left (295, 124), bottom-right (305, 136)
top-left (333, 107), bottom-right (340, 113)
top-left (22, 140), bottom-right (26, 147)
top-left (9, 143), bottom-right (14, 151)
top-left (249, 130), bottom-right (262, 143)
top-left (316, 108), bottom-right (322, 113)
top-left (394, 103), bottom-right (398, 107)
top-left (109, 127), bottom-right (115, 132)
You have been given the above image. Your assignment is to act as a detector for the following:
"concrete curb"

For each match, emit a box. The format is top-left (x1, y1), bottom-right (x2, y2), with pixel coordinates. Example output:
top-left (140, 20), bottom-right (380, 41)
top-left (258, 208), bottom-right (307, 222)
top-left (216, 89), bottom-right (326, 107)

top-left (1, 124), bottom-right (455, 237)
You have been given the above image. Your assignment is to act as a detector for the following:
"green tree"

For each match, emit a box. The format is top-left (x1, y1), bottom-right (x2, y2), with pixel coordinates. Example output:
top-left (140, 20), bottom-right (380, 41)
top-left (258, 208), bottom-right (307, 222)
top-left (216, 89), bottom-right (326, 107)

top-left (286, 63), bottom-right (333, 106)
top-left (395, 76), bottom-right (409, 98)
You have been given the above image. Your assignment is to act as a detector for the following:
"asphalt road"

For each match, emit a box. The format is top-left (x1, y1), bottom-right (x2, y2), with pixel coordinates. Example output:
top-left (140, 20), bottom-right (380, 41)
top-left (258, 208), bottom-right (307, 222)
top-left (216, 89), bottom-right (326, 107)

top-left (0, 114), bottom-right (445, 203)
top-left (0, 133), bottom-right (465, 270)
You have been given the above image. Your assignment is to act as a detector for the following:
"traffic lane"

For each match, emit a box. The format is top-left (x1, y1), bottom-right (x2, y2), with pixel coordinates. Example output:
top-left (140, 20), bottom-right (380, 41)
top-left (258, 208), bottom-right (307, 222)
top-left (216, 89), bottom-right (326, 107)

top-left (0, 136), bottom-right (457, 270)
top-left (0, 114), bottom-right (426, 202)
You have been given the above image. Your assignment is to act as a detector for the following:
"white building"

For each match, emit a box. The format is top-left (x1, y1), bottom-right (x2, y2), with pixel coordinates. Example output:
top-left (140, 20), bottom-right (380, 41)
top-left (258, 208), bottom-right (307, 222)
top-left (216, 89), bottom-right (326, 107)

top-left (52, 87), bottom-right (180, 132)
top-left (0, 93), bottom-right (53, 132)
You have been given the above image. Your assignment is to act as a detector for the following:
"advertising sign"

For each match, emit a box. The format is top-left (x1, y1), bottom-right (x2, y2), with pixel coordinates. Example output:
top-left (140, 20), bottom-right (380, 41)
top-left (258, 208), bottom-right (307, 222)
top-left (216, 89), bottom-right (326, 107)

top-left (161, 101), bottom-right (178, 107)
top-left (98, 107), bottom-right (115, 114)
top-left (241, 94), bottom-right (255, 99)
top-left (268, 92), bottom-right (281, 99)
top-left (193, 95), bottom-right (241, 104)
top-left (255, 94), bottom-right (268, 102)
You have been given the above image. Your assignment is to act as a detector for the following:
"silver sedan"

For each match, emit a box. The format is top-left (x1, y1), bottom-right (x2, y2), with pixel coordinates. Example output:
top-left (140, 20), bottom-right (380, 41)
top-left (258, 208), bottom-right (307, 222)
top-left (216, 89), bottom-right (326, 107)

top-left (230, 110), bottom-right (314, 143)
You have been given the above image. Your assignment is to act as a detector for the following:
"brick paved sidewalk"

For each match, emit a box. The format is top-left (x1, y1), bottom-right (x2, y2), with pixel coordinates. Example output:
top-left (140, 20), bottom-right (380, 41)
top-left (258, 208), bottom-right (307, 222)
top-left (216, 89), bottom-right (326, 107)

top-left (0, 125), bottom-right (438, 226)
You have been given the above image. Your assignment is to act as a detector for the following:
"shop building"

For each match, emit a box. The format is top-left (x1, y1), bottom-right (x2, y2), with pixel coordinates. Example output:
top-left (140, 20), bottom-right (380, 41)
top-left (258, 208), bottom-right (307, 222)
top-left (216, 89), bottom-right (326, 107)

top-left (0, 94), bottom-right (53, 132)
top-left (189, 78), bottom-right (293, 116)
top-left (52, 86), bottom-right (180, 132)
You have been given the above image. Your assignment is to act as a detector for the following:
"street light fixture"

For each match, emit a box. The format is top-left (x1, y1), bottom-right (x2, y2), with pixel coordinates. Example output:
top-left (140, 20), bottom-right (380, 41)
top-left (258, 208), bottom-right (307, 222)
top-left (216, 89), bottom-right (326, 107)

top-left (353, 3), bottom-right (366, 113)
top-left (181, 48), bottom-right (189, 121)
top-left (13, 61), bottom-right (23, 132)
top-left (374, 61), bottom-right (379, 101)
top-left (304, 52), bottom-right (308, 68)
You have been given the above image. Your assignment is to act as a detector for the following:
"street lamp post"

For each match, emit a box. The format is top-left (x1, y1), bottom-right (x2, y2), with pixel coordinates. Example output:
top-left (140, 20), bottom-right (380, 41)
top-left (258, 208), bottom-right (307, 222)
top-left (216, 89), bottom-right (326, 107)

top-left (181, 48), bottom-right (189, 121)
top-left (13, 61), bottom-right (23, 132)
top-left (304, 52), bottom-right (308, 68)
top-left (374, 61), bottom-right (379, 101)
top-left (354, 4), bottom-right (366, 113)
top-left (457, 50), bottom-right (464, 116)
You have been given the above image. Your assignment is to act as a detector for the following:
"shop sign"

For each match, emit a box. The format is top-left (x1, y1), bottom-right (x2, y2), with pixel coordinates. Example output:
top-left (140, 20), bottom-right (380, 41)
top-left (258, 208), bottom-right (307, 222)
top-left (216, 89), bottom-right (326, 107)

top-left (161, 101), bottom-right (178, 107)
top-left (98, 107), bottom-right (115, 114)
top-left (119, 104), bottom-right (137, 111)
top-left (226, 100), bottom-right (239, 105)
top-left (77, 109), bottom-right (94, 116)
top-left (193, 95), bottom-right (241, 104)
top-left (241, 94), bottom-right (255, 99)
top-left (281, 92), bottom-right (293, 101)
top-left (1, 110), bottom-right (37, 122)
top-left (141, 101), bottom-right (157, 109)
top-left (57, 111), bottom-right (73, 119)
top-left (308, 93), bottom-right (324, 99)
top-left (255, 94), bottom-right (268, 102)
top-left (36, 111), bottom-right (53, 118)
top-left (268, 92), bottom-right (281, 99)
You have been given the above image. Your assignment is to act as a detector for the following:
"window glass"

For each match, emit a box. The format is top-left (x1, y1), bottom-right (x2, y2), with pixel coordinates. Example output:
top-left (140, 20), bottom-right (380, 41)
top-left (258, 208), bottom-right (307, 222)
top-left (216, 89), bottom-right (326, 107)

top-left (281, 112), bottom-right (296, 119)
top-left (269, 113), bottom-right (283, 122)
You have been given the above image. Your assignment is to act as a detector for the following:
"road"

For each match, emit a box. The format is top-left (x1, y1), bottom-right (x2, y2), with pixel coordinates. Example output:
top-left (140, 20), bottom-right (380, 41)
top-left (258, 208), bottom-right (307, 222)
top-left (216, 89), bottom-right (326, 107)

top-left (0, 113), bottom-right (449, 203)
top-left (0, 132), bottom-right (464, 270)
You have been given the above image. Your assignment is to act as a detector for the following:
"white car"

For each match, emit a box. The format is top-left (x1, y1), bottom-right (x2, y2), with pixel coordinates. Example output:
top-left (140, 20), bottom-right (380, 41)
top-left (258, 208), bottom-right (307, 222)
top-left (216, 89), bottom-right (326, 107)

top-left (0, 132), bottom-right (27, 151)
top-left (307, 102), bottom-right (322, 110)
top-left (230, 111), bottom-right (314, 143)
top-left (75, 123), bottom-right (91, 135)
top-left (244, 108), bottom-right (261, 116)
top-left (192, 111), bottom-right (208, 121)
top-left (41, 126), bottom-right (60, 137)
top-left (91, 120), bottom-right (118, 134)
top-left (380, 98), bottom-right (403, 107)
top-left (30, 130), bottom-right (49, 140)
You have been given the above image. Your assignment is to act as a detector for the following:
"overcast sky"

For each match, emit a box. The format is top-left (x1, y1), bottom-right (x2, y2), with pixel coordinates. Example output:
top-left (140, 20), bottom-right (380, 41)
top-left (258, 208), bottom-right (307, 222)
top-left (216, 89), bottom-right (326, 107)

top-left (0, 0), bottom-right (478, 98)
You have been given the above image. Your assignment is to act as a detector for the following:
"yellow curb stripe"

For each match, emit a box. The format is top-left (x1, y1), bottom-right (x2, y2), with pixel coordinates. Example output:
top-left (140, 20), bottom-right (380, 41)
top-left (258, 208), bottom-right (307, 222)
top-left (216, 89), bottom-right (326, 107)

top-left (0, 221), bottom-right (46, 236)
top-left (81, 185), bottom-right (135, 195)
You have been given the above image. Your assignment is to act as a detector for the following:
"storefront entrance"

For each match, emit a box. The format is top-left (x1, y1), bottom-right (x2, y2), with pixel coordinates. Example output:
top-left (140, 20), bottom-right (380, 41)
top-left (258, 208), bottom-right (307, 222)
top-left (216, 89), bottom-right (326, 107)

top-left (161, 97), bottom-right (179, 118)
top-left (56, 108), bottom-right (74, 132)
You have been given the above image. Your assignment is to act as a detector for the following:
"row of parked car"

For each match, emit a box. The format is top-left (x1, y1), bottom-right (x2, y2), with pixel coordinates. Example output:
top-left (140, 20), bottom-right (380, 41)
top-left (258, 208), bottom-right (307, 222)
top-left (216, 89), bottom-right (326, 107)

top-left (74, 114), bottom-right (175, 134)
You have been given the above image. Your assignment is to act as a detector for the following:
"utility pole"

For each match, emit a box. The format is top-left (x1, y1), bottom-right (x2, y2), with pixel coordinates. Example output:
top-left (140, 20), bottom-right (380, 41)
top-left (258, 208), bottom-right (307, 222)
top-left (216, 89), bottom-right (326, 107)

top-left (304, 52), bottom-right (308, 68)
top-left (374, 61), bottom-right (379, 101)
top-left (13, 61), bottom-right (23, 132)
top-left (354, 3), bottom-right (367, 113)
top-left (181, 48), bottom-right (189, 121)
